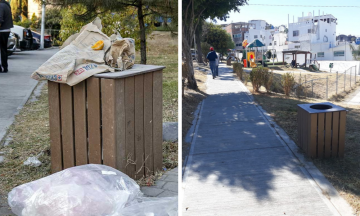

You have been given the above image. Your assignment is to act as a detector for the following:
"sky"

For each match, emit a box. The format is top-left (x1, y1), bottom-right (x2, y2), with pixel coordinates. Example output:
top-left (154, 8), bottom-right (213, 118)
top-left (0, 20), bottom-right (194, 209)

top-left (213, 0), bottom-right (360, 36)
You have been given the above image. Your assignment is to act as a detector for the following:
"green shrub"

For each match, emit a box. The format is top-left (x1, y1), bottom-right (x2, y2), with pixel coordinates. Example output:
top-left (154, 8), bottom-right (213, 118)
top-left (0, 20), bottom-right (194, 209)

top-left (250, 67), bottom-right (263, 92)
top-left (261, 67), bottom-right (273, 93)
top-left (233, 63), bottom-right (243, 80)
top-left (281, 72), bottom-right (295, 96)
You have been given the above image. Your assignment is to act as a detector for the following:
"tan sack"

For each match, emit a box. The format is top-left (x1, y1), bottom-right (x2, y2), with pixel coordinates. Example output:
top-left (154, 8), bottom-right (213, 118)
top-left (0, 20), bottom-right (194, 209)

top-left (31, 22), bottom-right (114, 86)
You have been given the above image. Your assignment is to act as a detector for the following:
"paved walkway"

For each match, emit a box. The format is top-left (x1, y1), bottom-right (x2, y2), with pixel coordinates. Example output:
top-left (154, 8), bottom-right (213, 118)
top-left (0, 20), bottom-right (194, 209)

top-left (0, 48), bottom-right (58, 143)
top-left (141, 167), bottom-right (178, 197)
top-left (182, 64), bottom-right (349, 215)
top-left (345, 87), bottom-right (360, 105)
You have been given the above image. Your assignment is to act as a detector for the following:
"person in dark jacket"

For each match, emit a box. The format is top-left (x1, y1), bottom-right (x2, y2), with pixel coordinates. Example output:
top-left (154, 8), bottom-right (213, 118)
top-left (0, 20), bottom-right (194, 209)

top-left (0, 0), bottom-right (13, 73)
top-left (206, 47), bottom-right (218, 79)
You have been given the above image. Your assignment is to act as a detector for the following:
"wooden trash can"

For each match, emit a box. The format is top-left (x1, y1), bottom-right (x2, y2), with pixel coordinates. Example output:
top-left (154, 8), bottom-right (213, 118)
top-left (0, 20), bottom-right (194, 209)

top-left (297, 102), bottom-right (347, 158)
top-left (48, 64), bottom-right (165, 180)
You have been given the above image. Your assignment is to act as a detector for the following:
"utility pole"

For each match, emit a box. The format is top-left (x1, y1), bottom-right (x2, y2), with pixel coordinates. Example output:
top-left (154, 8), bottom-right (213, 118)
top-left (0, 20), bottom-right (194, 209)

top-left (40, 1), bottom-right (46, 50)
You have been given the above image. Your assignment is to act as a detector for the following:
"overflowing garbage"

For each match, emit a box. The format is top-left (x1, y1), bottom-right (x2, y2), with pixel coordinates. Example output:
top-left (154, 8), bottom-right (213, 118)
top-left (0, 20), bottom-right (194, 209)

top-left (8, 164), bottom-right (177, 216)
top-left (30, 18), bottom-right (136, 86)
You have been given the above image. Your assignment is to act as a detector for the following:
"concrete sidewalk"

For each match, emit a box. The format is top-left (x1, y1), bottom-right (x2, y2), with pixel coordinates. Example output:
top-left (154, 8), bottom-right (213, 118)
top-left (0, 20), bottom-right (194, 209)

top-left (183, 64), bottom-right (353, 215)
top-left (0, 48), bottom-right (58, 143)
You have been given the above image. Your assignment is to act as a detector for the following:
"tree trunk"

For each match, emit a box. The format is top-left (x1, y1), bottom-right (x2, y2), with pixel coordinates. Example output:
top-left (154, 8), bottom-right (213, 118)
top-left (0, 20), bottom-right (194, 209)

top-left (137, 2), bottom-right (147, 64)
top-left (195, 30), bottom-right (203, 63)
top-left (183, 32), bottom-right (197, 89)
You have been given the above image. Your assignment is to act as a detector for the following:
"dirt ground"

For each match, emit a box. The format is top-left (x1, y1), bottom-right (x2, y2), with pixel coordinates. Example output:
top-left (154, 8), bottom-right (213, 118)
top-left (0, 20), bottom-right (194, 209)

top-left (182, 62), bottom-right (208, 164)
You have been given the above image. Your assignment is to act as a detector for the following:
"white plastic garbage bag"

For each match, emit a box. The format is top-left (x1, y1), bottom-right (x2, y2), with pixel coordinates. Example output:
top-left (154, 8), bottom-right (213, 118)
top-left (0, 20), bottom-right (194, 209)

top-left (8, 164), bottom-right (178, 216)
top-left (8, 164), bottom-right (140, 216)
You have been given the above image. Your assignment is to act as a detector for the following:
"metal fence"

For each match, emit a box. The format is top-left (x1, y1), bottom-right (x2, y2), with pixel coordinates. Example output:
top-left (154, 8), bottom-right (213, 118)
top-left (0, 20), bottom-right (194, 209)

top-left (295, 66), bottom-right (359, 99)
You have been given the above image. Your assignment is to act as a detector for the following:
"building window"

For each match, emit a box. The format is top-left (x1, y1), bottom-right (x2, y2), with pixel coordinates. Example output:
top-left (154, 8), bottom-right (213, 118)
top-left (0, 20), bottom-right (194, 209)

top-left (317, 52), bottom-right (324, 57)
top-left (269, 43), bottom-right (272, 46)
top-left (334, 51), bottom-right (345, 57)
top-left (260, 35), bottom-right (262, 38)
top-left (254, 35), bottom-right (258, 39)
top-left (274, 41), bottom-right (277, 45)
top-left (295, 45), bottom-right (300, 48)
top-left (293, 30), bottom-right (299, 37)
top-left (325, 29), bottom-right (327, 32)
top-left (308, 29), bottom-right (311, 33)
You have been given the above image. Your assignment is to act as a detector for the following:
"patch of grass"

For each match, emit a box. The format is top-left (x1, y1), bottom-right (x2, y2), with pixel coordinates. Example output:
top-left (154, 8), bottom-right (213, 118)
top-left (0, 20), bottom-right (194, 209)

top-left (0, 82), bottom-right (51, 200)
top-left (252, 93), bottom-right (360, 215)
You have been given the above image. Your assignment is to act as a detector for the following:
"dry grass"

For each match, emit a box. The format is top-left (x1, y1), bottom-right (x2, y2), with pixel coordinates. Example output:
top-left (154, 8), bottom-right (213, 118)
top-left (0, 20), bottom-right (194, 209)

top-left (136, 31), bottom-right (178, 122)
top-left (251, 91), bottom-right (360, 215)
top-left (182, 62), bottom-right (208, 162)
top-left (0, 32), bottom-right (178, 209)
top-left (243, 68), bottom-right (360, 100)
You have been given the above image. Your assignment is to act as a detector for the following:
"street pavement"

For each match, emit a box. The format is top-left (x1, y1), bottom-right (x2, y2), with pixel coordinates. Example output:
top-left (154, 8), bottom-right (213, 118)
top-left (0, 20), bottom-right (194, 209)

top-left (182, 64), bottom-right (352, 215)
top-left (0, 48), bottom-right (58, 143)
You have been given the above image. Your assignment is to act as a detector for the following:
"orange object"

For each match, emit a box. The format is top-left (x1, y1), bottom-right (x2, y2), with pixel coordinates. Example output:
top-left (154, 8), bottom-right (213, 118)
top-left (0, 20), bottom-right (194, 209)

top-left (91, 40), bottom-right (104, 50)
top-left (242, 39), bottom-right (248, 47)
top-left (243, 59), bottom-right (247, 68)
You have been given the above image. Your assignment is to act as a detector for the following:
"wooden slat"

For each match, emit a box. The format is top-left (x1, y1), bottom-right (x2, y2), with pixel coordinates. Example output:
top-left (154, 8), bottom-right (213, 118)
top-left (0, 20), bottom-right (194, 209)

top-left (125, 77), bottom-right (136, 179)
top-left (300, 108), bottom-right (304, 150)
top-left (134, 75), bottom-right (144, 179)
top-left (73, 81), bottom-right (87, 165)
top-left (303, 108), bottom-right (307, 153)
top-left (60, 84), bottom-right (75, 169)
top-left (153, 70), bottom-right (163, 172)
top-left (87, 78), bottom-right (102, 164)
top-left (308, 114), bottom-right (317, 158)
top-left (338, 111), bottom-right (347, 158)
top-left (48, 81), bottom-right (63, 173)
top-left (317, 113), bottom-right (325, 158)
top-left (101, 79), bottom-right (116, 167)
top-left (115, 79), bottom-right (126, 172)
top-left (324, 112), bottom-right (332, 158)
top-left (332, 112), bottom-right (339, 157)
top-left (144, 73), bottom-right (154, 175)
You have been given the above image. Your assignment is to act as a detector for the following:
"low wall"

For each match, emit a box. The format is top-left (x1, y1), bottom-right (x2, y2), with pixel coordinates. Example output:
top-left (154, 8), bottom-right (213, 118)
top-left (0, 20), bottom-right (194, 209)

top-left (317, 61), bottom-right (360, 74)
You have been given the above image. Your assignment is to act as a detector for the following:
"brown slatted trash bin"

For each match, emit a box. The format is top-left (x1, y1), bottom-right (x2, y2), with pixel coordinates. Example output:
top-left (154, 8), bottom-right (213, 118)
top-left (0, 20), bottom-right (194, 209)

top-left (48, 64), bottom-right (165, 180)
top-left (297, 102), bottom-right (347, 158)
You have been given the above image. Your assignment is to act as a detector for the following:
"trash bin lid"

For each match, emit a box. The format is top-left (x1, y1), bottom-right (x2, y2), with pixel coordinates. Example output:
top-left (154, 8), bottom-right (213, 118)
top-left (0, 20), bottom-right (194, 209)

top-left (94, 64), bottom-right (166, 79)
top-left (297, 102), bottom-right (347, 114)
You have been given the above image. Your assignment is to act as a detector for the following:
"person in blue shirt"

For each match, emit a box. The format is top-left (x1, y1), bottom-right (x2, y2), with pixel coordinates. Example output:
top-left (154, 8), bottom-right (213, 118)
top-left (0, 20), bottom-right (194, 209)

top-left (206, 47), bottom-right (218, 79)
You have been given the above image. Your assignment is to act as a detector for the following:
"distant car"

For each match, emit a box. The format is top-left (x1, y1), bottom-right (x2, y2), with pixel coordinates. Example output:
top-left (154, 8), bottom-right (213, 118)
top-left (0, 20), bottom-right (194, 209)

top-left (10, 25), bottom-right (37, 50)
top-left (32, 31), bottom-right (52, 48)
top-left (7, 32), bottom-right (17, 55)
top-left (32, 37), bottom-right (40, 50)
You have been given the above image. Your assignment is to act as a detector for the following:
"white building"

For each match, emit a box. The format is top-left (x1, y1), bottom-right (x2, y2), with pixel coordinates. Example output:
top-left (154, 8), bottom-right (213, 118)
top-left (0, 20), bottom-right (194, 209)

top-left (286, 13), bottom-right (359, 62)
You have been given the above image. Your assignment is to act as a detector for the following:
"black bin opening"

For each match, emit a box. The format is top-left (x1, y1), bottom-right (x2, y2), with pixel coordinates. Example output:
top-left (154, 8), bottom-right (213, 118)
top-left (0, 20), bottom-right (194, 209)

top-left (310, 104), bottom-right (332, 110)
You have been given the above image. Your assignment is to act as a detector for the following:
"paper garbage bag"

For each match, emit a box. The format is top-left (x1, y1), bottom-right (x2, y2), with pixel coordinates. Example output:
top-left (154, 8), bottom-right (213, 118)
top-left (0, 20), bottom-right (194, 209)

top-left (31, 21), bottom-right (114, 86)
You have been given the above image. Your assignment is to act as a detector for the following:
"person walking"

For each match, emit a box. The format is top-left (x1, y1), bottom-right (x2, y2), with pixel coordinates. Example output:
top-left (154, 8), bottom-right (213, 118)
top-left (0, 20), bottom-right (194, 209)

top-left (206, 47), bottom-right (218, 79)
top-left (215, 53), bottom-right (219, 77)
top-left (0, 0), bottom-right (13, 73)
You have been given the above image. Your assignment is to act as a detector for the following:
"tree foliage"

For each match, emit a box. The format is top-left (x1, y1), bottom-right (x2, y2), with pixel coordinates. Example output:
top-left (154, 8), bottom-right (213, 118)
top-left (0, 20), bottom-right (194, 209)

top-left (182, 0), bottom-right (248, 89)
top-left (47, 0), bottom-right (177, 64)
top-left (11, 0), bottom-right (28, 21)
top-left (202, 22), bottom-right (234, 56)
top-left (59, 5), bottom-right (155, 51)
